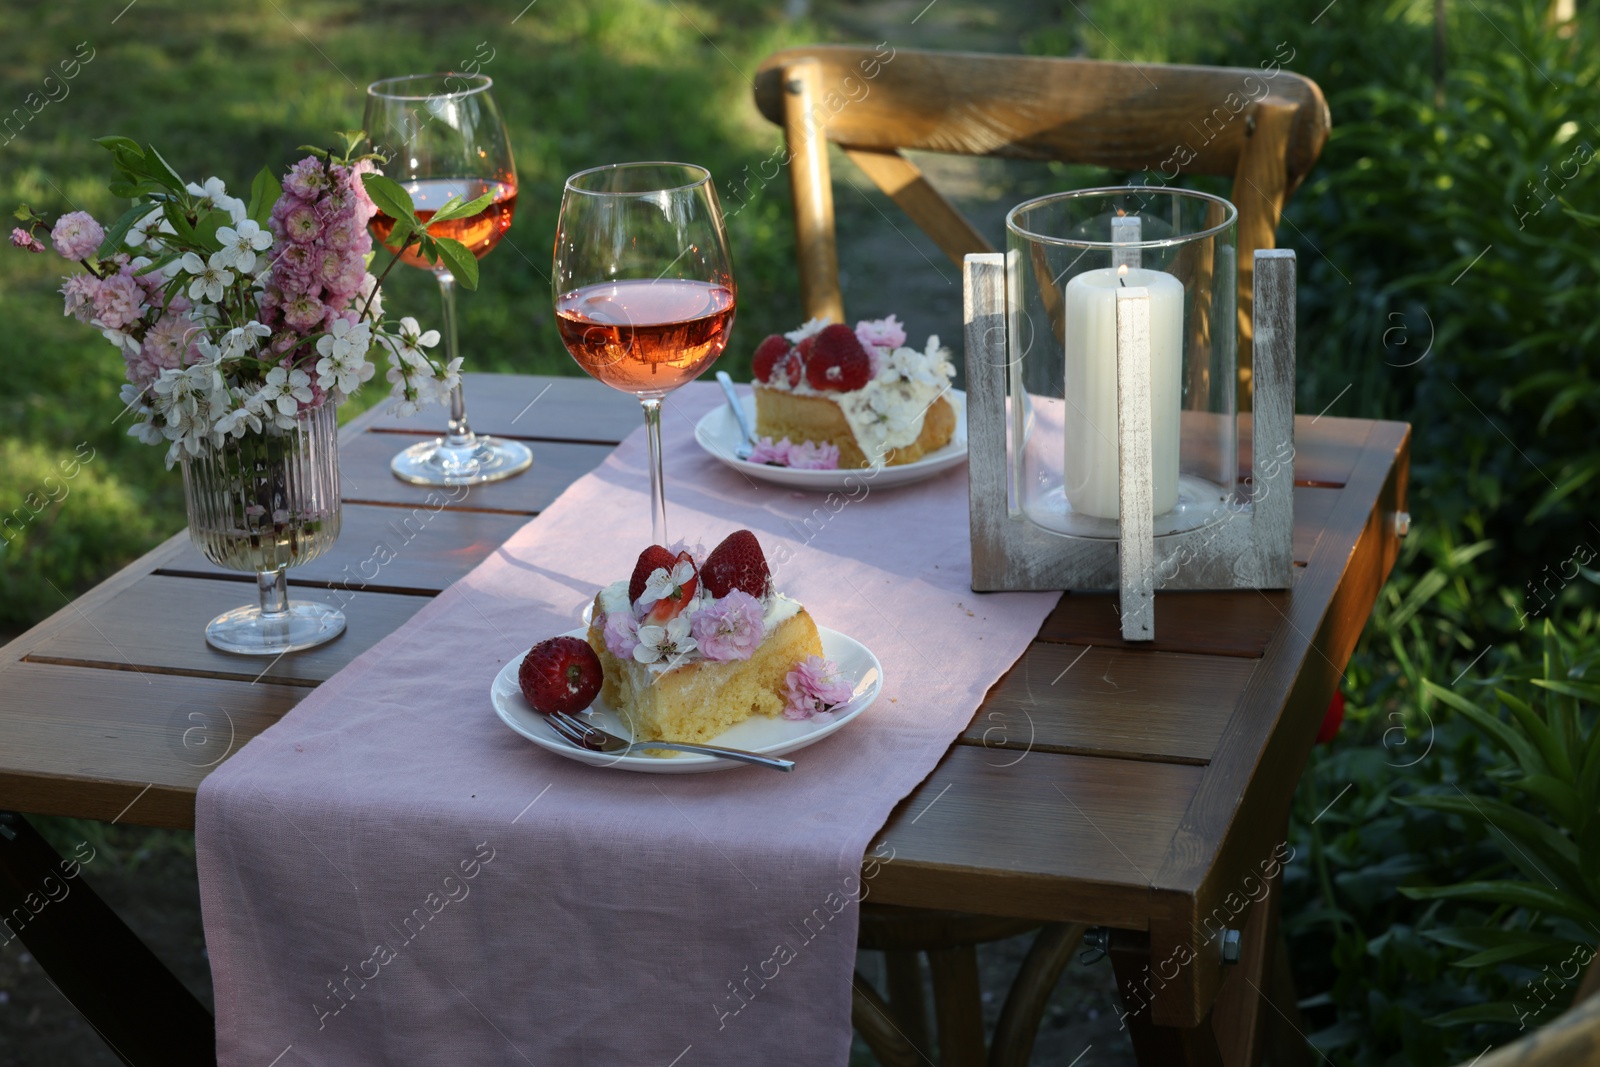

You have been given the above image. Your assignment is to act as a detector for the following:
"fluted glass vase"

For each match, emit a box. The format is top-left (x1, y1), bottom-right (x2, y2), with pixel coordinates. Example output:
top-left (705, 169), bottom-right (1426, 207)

top-left (181, 402), bottom-right (345, 655)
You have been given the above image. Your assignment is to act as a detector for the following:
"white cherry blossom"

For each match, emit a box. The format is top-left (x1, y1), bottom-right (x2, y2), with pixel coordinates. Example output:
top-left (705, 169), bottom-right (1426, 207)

top-left (632, 615), bottom-right (697, 666)
top-left (182, 251), bottom-right (234, 303)
top-left (214, 220), bottom-right (273, 274)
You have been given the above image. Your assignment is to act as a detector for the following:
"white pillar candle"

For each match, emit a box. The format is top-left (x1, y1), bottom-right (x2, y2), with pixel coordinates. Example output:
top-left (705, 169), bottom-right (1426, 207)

top-left (1062, 264), bottom-right (1183, 521)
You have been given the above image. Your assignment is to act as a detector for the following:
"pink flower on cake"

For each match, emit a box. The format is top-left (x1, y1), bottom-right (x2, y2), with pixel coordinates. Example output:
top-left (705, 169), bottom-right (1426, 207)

top-left (690, 590), bottom-right (765, 662)
top-left (602, 610), bottom-right (641, 658)
top-left (11, 227), bottom-right (45, 253)
top-left (50, 212), bottom-right (104, 261)
top-left (855, 314), bottom-right (906, 352)
top-left (748, 436), bottom-right (792, 465)
top-left (747, 436), bottom-right (840, 470)
top-left (786, 440), bottom-right (840, 470)
top-left (782, 655), bottom-right (855, 721)
top-left (633, 615), bottom-right (697, 666)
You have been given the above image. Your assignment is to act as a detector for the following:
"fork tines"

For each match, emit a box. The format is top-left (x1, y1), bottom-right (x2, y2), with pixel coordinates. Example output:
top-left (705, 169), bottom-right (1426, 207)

top-left (549, 711), bottom-right (606, 751)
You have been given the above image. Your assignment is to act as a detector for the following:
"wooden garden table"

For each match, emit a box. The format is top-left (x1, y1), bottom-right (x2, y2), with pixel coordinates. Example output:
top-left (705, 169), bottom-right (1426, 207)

top-left (0, 373), bottom-right (1408, 1066)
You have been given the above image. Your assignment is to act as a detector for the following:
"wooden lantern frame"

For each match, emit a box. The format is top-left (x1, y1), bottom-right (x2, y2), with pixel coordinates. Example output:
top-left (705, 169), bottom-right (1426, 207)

top-left (964, 248), bottom-right (1298, 641)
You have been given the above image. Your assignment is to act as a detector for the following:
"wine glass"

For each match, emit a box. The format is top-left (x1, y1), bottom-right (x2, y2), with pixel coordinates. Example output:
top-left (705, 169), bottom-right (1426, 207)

top-left (553, 163), bottom-right (736, 544)
top-left (364, 73), bottom-right (532, 485)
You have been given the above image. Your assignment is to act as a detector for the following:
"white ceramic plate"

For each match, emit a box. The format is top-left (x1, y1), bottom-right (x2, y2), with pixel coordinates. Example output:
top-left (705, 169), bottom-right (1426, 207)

top-left (693, 388), bottom-right (968, 490)
top-left (491, 626), bottom-right (883, 773)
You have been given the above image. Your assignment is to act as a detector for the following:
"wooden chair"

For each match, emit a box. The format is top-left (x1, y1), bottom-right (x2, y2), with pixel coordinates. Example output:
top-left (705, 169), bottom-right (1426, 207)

top-left (1460, 983), bottom-right (1600, 1067)
top-left (751, 44), bottom-right (1330, 1063)
top-left (751, 44), bottom-right (1330, 401)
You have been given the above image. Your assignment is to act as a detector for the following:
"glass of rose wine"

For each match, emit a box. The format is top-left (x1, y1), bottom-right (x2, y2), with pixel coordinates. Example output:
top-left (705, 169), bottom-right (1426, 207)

top-left (364, 73), bottom-right (532, 485)
top-left (553, 163), bottom-right (736, 544)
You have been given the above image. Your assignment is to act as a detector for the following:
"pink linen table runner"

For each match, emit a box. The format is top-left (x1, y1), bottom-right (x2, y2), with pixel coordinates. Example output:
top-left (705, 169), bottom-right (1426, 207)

top-left (196, 381), bottom-right (1059, 1066)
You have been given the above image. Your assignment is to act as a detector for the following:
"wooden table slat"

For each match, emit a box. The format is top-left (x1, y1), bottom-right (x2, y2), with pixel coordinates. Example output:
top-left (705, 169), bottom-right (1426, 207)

top-left (869, 745), bottom-right (1204, 931)
top-left (361, 372), bottom-right (644, 444)
top-left (21, 575), bottom-right (427, 687)
top-left (1037, 587), bottom-right (1291, 657)
top-left (0, 662), bottom-right (303, 829)
top-left (155, 503), bottom-right (533, 595)
top-left (340, 434), bottom-right (616, 514)
top-left (957, 644), bottom-right (1257, 764)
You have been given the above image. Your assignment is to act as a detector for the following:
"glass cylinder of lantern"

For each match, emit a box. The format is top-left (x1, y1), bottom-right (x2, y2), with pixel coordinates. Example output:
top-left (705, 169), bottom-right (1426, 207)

top-left (1004, 187), bottom-right (1239, 540)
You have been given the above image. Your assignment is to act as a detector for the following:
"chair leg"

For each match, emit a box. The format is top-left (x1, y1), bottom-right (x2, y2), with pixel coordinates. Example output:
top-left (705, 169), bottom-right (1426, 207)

top-left (1109, 929), bottom-right (1224, 1067)
top-left (1261, 932), bottom-right (1312, 1067)
top-left (853, 970), bottom-right (928, 1067)
top-left (883, 947), bottom-right (933, 1058)
top-left (988, 922), bottom-right (1087, 1067)
top-left (928, 943), bottom-right (987, 1066)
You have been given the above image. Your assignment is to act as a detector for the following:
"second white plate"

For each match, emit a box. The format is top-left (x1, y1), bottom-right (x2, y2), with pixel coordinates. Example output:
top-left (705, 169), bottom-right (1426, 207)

top-left (693, 388), bottom-right (969, 490)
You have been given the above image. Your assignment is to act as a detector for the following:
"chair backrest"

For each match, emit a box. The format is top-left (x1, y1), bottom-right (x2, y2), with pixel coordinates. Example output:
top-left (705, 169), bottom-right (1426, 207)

top-left (1460, 988), bottom-right (1600, 1067)
top-left (751, 45), bottom-right (1330, 401)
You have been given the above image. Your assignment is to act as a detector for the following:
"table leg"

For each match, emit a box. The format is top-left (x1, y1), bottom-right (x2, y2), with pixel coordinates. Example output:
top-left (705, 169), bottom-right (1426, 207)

top-left (1109, 929), bottom-right (1224, 1067)
top-left (927, 943), bottom-right (987, 1065)
top-left (0, 811), bottom-right (215, 1066)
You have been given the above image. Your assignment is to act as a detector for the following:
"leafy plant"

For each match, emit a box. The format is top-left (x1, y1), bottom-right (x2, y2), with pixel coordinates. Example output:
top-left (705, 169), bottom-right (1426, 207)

top-left (1399, 621), bottom-right (1600, 1031)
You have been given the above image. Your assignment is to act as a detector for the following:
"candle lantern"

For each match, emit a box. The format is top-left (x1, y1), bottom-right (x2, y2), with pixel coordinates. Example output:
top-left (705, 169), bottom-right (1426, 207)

top-left (965, 187), bottom-right (1296, 640)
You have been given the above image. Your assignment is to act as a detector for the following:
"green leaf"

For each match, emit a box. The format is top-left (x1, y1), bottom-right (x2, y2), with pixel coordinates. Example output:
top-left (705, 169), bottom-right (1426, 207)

top-left (94, 135), bottom-right (143, 157)
top-left (1425, 678), bottom-right (1545, 773)
top-left (1499, 687), bottom-right (1573, 781)
top-left (142, 145), bottom-right (186, 193)
top-left (246, 167), bottom-right (281, 228)
top-left (192, 210), bottom-right (230, 253)
top-left (1401, 880), bottom-right (1600, 928)
top-left (379, 216), bottom-right (414, 256)
top-left (360, 174), bottom-right (416, 226)
top-left (425, 192), bottom-right (493, 226)
top-left (96, 201), bottom-right (154, 259)
top-left (432, 236), bottom-right (479, 289)
top-left (1533, 678), bottom-right (1600, 703)
top-left (1425, 1001), bottom-right (1526, 1027)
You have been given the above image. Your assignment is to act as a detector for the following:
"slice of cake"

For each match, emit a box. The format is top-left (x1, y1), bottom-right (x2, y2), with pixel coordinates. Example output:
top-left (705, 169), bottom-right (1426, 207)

top-left (585, 530), bottom-right (826, 745)
top-left (750, 316), bottom-right (957, 469)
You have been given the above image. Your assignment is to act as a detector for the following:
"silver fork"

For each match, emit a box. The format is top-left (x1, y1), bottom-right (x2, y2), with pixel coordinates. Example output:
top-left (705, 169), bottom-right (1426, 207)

top-left (547, 710), bottom-right (795, 771)
top-left (716, 371), bottom-right (760, 460)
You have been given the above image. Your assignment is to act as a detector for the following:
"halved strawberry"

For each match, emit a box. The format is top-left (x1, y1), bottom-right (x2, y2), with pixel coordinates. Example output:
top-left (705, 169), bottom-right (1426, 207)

top-left (752, 334), bottom-right (791, 383)
top-left (805, 323), bottom-right (871, 391)
top-left (643, 551), bottom-right (699, 623)
top-left (519, 636), bottom-right (603, 716)
top-left (701, 530), bottom-right (770, 599)
top-left (784, 350), bottom-right (804, 387)
top-left (628, 544), bottom-right (678, 604)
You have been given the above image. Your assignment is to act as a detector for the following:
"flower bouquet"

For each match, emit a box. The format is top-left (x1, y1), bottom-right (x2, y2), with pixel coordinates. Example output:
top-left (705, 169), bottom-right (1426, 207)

top-left (12, 132), bottom-right (491, 653)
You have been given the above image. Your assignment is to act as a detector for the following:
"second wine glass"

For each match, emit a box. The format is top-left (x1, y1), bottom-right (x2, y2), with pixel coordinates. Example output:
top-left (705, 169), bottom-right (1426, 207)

top-left (365, 72), bottom-right (532, 486)
top-left (553, 162), bottom-right (736, 545)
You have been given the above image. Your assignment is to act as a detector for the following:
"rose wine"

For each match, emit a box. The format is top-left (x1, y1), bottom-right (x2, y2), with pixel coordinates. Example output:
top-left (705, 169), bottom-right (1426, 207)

top-left (370, 177), bottom-right (517, 268)
top-left (555, 279), bottom-right (736, 395)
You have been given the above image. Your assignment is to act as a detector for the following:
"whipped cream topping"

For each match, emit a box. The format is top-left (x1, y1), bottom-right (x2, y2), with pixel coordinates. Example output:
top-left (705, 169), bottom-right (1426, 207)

top-left (765, 326), bottom-right (955, 463)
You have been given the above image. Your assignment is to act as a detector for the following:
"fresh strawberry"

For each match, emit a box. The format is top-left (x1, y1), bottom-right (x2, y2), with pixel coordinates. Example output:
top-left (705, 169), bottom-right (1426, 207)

top-left (752, 335), bottom-right (791, 383)
top-left (519, 636), bottom-right (603, 716)
top-left (784, 350), bottom-right (804, 387)
top-left (701, 529), bottom-right (770, 599)
top-left (643, 551), bottom-right (699, 624)
top-left (628, 544), bottom-right (678, 604)
top-left (805, 323), bottom-right (871, 391)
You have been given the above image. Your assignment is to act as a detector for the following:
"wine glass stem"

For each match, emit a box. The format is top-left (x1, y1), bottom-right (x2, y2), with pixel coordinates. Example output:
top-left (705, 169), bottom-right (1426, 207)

top-left (641, 397), bottom-right (667, 545)
top-left (436, 270), bottom-right (474, 449)
top-left (258, 568), bottom-right (289, 618)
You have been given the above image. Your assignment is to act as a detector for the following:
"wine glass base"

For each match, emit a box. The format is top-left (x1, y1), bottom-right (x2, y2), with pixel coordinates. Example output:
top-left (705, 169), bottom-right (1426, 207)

top-left (389, 435), bottom-right (533, 486)
top-left (205, 600), bottom-right (346, 656)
